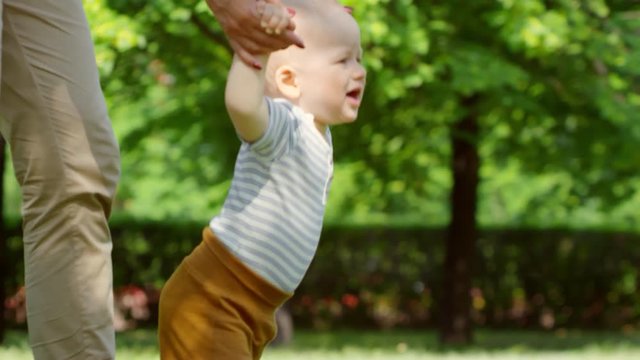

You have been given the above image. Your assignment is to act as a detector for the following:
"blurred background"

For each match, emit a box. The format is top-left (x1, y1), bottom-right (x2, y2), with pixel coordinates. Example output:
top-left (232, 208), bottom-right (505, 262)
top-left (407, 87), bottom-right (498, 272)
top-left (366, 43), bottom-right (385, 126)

top-left (1, 0), bottom-right (640, 358)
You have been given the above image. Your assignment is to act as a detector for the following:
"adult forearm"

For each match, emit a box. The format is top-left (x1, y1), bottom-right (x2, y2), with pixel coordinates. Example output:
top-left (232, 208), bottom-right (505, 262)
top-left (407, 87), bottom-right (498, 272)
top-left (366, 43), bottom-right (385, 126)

top-left (205, 0), bottom-right (232, 12)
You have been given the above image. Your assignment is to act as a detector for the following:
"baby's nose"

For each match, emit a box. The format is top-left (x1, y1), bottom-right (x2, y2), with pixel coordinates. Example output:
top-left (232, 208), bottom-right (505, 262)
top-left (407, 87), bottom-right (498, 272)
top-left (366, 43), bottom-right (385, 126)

top-left (353, 64), bottom-right (366, 80)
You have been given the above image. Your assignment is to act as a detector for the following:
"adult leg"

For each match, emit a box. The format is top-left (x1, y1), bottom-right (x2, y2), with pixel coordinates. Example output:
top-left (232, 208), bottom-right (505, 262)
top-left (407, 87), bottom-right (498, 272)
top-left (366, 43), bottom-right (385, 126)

top-left (0, 0), bottom-right (120, 358)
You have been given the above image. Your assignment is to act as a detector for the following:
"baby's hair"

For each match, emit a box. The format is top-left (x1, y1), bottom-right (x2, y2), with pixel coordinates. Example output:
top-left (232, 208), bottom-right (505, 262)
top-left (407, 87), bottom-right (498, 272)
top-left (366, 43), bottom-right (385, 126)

top-left (263, 0), bottom-right (325, 96)
top-left (280, 0), bottom-right (349, 24)
top-left (281, 0), bottom-right (335, 13)
top-left (281, 0), bottom-right (328, 26)
top-left (263, 0), bottom-right (357, 97)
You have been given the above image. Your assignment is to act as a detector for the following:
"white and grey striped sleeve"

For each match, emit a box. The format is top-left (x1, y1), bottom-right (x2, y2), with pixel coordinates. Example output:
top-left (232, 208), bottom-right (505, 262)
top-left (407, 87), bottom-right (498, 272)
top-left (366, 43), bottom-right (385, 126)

top-left (248, 97), bottom-right (297, 161)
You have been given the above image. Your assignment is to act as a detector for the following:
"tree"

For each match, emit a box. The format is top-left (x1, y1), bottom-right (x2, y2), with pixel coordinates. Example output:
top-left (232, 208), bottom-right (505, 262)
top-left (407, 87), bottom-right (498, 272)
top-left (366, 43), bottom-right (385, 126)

top-left (338, 0), bottom-right (640, 343)
top-left (441, 94), bottom-right (480, 343)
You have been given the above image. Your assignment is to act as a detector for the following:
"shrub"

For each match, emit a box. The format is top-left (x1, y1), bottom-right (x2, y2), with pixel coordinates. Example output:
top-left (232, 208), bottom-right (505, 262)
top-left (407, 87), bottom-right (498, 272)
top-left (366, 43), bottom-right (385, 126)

top-left (3, 219), bottom-right (640, 331)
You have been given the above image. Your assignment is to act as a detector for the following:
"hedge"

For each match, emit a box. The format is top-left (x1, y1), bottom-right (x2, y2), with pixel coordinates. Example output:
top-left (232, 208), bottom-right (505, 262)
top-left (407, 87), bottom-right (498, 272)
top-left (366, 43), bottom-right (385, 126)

top-left (3, 219), bottom-right (640, 330)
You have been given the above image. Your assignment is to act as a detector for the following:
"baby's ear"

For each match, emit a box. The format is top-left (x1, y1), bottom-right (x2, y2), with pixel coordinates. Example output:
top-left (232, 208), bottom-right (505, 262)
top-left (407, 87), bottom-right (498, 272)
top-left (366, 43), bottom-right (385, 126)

top-left (343, 6), bottom-right (353, 15)
top-left (274, 65), bottom-right (301, 99)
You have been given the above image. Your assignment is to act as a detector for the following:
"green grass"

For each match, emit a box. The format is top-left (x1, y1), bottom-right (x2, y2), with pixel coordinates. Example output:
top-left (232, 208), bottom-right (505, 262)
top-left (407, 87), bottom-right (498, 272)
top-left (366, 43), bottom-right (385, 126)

top-left (2, 328), bottom-right (640, 359)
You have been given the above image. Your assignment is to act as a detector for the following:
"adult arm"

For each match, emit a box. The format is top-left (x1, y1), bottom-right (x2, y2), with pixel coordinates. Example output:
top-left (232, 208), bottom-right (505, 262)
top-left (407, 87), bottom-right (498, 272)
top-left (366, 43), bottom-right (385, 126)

top-left (205, 0), bottom-right (304, 68)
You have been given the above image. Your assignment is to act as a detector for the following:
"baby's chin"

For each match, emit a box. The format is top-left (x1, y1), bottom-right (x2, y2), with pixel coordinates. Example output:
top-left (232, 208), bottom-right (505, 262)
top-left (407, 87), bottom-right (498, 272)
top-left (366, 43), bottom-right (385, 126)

top-left (314, 109), bottom-right (360, 126)
top-left (342, 110), bottom-right (360, 123)
top-left (330, 115), bottom-right (359, 125)
top-left (341, 114), bottom-right (359, 123)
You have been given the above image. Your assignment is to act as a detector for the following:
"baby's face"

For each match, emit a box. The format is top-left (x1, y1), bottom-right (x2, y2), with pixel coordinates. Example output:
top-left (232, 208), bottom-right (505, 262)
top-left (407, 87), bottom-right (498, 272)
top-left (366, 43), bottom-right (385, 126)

top-left (292, 5), bottom-right (367, 126)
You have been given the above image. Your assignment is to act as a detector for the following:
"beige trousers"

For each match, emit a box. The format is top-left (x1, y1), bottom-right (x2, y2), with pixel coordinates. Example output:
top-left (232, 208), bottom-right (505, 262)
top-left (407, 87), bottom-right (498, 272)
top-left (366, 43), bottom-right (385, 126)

top-left (0, 0), bottom-right (120, 359)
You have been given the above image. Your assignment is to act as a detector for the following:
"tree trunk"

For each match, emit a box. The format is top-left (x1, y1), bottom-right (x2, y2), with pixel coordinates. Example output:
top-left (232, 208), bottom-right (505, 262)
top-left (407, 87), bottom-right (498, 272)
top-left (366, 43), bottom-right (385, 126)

top-left (0, 137), bottom-right (6, 344)
top-left (439, 94), bottom-right (480, 345)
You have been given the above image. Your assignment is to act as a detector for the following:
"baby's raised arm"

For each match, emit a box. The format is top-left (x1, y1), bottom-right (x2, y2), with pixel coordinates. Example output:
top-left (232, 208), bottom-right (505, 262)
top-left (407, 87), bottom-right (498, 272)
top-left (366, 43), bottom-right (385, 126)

top-left (224, 0), bottom-right (294, 143)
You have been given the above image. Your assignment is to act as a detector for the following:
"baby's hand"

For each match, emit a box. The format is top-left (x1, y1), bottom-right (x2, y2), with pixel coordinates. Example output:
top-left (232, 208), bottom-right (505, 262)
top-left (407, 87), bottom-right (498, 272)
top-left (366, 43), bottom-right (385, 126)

top-left (256, 0), bottom-right (295, 35)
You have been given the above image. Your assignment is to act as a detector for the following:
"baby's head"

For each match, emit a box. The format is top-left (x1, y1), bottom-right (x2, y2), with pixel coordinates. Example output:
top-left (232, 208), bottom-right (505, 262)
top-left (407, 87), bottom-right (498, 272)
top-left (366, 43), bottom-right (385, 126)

top-left (266, 0), bottom-right (366, 127)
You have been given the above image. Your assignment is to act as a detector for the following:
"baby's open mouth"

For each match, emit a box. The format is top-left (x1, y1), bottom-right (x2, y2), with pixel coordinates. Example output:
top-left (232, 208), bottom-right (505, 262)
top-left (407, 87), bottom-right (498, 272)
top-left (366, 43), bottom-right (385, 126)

top-left (347, 89), bottom-right (361, 99)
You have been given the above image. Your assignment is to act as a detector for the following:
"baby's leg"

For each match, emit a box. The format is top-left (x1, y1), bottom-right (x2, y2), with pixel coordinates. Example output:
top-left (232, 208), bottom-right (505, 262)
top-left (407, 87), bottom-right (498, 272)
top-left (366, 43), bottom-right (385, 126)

top-left (158, 259), bottom-right (253, 359)
top-left (158, 228), bottom-right (291, 359)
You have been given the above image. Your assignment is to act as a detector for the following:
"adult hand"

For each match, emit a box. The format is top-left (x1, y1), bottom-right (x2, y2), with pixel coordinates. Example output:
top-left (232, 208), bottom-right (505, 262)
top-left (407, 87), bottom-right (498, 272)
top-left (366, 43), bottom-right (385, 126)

top-left (205, 0), bottom-right (304, 69)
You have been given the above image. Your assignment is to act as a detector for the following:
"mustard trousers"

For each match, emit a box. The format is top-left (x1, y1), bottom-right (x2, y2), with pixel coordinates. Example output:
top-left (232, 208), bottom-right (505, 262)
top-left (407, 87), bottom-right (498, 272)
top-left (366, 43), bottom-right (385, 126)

top-left (159, 228), bottom-right (292, 360)
top-left (0, 1), bottom-right (120, 359)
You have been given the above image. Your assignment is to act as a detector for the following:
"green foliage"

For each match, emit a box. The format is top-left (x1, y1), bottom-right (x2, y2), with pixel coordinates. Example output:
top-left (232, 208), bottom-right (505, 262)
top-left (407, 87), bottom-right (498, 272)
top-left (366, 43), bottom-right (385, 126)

top-left (83, 0), bottom-right (239, 220)
top-left (339, 0), bottom-right (639, 225)
top-left (3, 0), bottom-right (638, 226)
top-left (482, 0), bottom-right (640, 200)
top-left (32, 0), bottom-right (640, 226)
top-left (9, 0), bottom-right (640, 224)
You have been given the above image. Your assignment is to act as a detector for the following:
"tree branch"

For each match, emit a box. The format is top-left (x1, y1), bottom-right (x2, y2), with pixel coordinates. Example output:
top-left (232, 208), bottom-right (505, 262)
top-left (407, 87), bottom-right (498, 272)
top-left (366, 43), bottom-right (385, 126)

top-left (190, 13), bottom-right (232, 54)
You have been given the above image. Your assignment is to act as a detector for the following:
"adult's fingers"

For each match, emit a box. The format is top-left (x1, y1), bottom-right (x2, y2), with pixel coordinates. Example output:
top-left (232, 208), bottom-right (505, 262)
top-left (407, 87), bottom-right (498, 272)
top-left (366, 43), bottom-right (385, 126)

top-left (260, 5), bottom-right (277, 34)
top-left (243, 29), bottom-right (301, 53)
top-left (273, 13), bottom-right (291, 35)
top-left (261, 0), bottom-right (303, 47)
top-left (230, 39), bottom-right (263, 69)
top-left (282, 30), bottom-right (304, 49)
top-left (264, 7), bottom-right (280, 28)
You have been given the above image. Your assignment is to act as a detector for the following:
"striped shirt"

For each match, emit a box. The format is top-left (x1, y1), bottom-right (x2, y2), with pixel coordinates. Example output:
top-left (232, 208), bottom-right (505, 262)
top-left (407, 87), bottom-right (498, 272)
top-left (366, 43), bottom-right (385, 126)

top-left (210, 98), bottom-right (333, 292)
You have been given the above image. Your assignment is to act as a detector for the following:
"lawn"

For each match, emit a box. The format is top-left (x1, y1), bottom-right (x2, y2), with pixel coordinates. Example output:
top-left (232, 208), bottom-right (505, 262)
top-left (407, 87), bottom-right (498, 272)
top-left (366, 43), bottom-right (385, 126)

top-left (2, 328), bottom-right (640, 359)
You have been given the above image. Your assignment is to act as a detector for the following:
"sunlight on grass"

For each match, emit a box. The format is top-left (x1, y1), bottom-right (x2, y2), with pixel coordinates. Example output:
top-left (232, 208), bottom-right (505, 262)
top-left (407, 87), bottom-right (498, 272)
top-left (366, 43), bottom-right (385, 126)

top-left (262, 329), bottom-right (640, 360)
top-left (2, 328), bottom-right (640, 359)
top-left (263, 352), bottom-right (640, 360)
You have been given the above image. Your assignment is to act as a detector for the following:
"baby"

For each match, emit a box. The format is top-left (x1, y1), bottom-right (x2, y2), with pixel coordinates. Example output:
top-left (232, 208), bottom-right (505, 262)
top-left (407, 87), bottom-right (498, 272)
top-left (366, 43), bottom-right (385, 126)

top-left (158, 1), bottom-right (366, 359)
